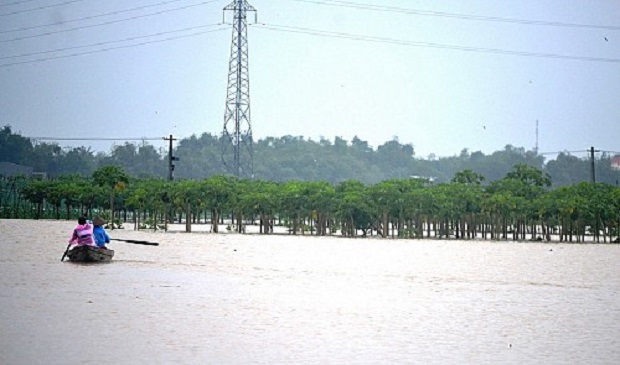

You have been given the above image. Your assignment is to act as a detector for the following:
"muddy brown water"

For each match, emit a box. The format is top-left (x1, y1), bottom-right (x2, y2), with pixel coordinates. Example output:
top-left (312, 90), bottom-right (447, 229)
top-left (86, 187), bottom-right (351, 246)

top-left (1, 219), bottom-right (619, 364)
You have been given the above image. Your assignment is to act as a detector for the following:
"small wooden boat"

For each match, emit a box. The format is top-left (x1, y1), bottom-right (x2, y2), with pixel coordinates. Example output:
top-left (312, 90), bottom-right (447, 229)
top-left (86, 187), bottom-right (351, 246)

top-left (66, 245), bottom-right (114, 263)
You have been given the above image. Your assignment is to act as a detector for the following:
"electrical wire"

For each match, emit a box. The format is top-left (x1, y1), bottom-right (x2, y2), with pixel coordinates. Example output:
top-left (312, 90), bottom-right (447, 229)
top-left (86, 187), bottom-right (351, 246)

top-left (539, 150), bottom-right (620, 156)
top-left (30, 137), bottom-right (165, 141)
top-left (253, 23), bottom-right (620, 64)
top-left (539, 150), bottom-right (588, 155)
top-left (0, 27), bottom-right (228, 67)
top-left (291, 0), bottom-right (620, 31)
top-left (1, 23), bottom-right (222, 60)
top-left (0, 0), bottom-right (190, 34)
top-left (0, 0), bottom-right (86, 16)
top-left (0, 0), bottom-right (220, 43)
top-left (0, 0), bottom-right (39, 7)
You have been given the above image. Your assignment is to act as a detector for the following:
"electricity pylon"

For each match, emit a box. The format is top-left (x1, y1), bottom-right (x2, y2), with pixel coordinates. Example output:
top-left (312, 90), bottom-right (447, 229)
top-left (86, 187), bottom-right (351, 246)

top-left (221, 0), bottom-right (256, 178)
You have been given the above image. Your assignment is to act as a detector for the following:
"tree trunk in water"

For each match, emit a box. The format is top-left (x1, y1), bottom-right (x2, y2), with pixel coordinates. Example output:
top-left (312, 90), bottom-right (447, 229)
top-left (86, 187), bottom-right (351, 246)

top-left (350, 216), bottom-right (355, 236)
top-left (292, 212), bottom-right (299, 235)
top-left (109, 191), bottom-right (115, 230)
top-left (185, 202), bottom-right (192, 232)
top-left (212, 209), bottom-right (219, 233)
top-left (380, 211), bottom-right (388, 238)
top-left (163, 205), bottom-right (168, 232)
top-left (263, 213), bottom-right (272, 234)
top-left (237, 212), bottom-right (244, 233)
top-left (426, 218), bottom-right (431, 238)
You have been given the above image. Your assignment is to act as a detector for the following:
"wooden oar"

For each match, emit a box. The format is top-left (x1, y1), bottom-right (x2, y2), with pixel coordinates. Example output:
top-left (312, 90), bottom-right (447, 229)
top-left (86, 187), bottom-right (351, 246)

top-left (61, 243), bottom-right (72, 261)
top-left (110, 238), bottom-right (159, 246)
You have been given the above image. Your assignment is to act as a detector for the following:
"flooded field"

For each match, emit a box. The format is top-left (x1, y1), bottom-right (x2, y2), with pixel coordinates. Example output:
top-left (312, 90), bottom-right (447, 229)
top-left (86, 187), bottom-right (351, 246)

top-left (1, 219), bottom-right (619, 364)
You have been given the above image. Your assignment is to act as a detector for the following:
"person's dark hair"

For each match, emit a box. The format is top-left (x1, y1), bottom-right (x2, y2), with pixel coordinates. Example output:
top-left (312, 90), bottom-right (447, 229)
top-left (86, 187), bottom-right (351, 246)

top-left (78, 217), bottom-right (87, 225)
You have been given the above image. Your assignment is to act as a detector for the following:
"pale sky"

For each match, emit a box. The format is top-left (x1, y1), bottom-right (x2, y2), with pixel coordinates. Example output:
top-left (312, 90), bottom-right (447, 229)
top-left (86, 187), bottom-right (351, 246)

top-left (1, 0), bottom-right (619, 159)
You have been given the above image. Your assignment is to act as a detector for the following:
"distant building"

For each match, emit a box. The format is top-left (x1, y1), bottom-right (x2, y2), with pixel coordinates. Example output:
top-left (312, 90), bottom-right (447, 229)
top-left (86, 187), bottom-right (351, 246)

top-left (612, 156), bottom-right (620, 171)
top-left (410, 175), bottom-right (436, 183)
top-left (0, 162), bottom-right (34, 177)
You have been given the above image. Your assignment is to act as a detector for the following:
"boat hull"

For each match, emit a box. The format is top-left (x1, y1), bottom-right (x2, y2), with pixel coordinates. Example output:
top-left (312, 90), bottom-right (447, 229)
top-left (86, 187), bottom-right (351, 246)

top-left (67, 245), bottom-right (114, 263)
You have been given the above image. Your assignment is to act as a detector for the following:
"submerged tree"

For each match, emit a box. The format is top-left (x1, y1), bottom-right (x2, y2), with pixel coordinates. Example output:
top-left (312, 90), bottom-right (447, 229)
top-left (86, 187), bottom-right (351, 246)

top-left (92, 165), bottom-right (129, 228)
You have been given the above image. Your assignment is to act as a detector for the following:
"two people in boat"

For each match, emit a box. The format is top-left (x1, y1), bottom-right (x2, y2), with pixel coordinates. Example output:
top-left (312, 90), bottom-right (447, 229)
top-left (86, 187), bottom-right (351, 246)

top-left (69, 216), bottom-right (110, 249)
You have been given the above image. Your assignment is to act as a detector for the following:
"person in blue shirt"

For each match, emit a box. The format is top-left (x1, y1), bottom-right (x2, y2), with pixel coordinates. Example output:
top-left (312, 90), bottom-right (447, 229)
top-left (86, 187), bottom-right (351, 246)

top-left (92, 217), bottom-right (110, 249)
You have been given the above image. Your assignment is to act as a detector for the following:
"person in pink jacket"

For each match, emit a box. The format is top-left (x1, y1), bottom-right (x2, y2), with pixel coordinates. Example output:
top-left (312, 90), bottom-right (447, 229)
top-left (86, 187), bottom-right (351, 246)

top-left (69, 217), bottom-right (96, 246)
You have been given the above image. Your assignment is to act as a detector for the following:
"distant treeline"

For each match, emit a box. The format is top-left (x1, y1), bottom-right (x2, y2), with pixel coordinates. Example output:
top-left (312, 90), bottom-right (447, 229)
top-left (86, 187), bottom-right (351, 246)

top-left (1, 125), bottom-right (619, 186)
top-left (1, 164), bottom-right (619, 243)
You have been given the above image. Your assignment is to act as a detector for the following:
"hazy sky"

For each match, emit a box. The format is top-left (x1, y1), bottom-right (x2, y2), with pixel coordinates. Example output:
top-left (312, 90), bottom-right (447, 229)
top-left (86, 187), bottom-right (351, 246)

top-left (1, 0), bottom-right (619, 159)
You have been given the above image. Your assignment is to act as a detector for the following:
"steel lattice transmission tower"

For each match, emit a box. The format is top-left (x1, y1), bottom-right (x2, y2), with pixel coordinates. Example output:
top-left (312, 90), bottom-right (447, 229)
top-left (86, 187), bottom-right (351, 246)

top-left (221, 0), bottom-right (256, 178)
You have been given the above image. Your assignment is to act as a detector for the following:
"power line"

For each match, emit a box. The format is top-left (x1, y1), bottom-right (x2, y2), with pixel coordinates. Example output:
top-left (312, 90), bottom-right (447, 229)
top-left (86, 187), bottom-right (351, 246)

top-left (539, 150), bottom-right (588, 155)
top-left (0, 0), bottom-right (220, 43)
top-left (1, 23), bottom-right (222, 60)
top-left (539, 150), bottom-right (620, 156)
top-left (0, 27), bottom-right (228, 67)
top-left (0, 0), bottom-right (189, 34)
top-left (30, 137), bottom-right (165, 141)
top-left (0, 0), bottom-right (40, 8)
top-left (0, 0), bottom-right (86, 16)
top-left (291, 0), bottom-right (620, 31)
top-left (253, 23), bottom-right (620, 64)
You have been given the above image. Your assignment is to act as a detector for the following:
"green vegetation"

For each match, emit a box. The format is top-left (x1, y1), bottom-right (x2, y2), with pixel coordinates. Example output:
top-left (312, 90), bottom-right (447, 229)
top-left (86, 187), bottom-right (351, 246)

top-left (2, 125), bottom-right (619, 186)
top-left (2, 125), bottom-right (619, 242)
top-left (1, 164), bottom-right (619, 243)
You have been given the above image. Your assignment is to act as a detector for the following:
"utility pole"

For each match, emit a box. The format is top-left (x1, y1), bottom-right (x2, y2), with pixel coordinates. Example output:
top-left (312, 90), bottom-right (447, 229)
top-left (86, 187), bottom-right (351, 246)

top-left (221, 0), bottom-right (256, 178)
top-left (535, 119), bottom-right (539, 154)
top-left (590, 146), bottom-right (599, 183)
top-left (164, 135), bottom-right (179, 181)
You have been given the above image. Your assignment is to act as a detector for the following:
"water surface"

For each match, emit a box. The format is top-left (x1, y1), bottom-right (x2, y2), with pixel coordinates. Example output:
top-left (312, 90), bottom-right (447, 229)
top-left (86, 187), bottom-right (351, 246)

top-left (1, 219), bottom-right (619, 364)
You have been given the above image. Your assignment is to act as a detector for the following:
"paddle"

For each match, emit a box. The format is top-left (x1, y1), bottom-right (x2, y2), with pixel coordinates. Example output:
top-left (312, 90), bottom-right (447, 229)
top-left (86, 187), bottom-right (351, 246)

top-left (110, 238), bottom-right (159, 246)
top-left (61, 243), bottom-right (72, 261)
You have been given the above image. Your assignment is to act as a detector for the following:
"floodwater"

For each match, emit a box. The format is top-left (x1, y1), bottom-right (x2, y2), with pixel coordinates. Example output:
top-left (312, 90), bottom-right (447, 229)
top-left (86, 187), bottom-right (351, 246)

top-left (1, 219), bottom-right (619, 365)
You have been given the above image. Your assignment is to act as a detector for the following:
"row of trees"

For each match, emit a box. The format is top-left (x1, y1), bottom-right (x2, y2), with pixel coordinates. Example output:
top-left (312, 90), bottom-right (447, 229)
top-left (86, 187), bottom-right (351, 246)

top-left (2, 164), bottom-right (619, 243)
top-left (3, 125), bottom-right (619, 186)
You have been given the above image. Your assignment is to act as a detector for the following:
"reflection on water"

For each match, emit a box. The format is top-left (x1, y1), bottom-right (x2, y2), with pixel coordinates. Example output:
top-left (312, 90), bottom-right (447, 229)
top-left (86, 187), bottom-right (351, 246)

top-left (1, 219), bottom-right (619, 364)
